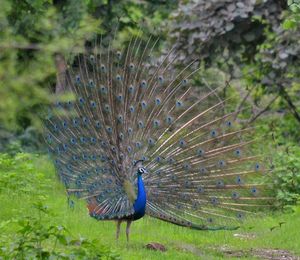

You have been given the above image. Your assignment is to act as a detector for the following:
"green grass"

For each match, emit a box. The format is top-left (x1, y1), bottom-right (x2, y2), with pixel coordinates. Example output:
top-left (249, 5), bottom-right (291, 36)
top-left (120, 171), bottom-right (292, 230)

top-left (0, 153), bottom-right (300, 259)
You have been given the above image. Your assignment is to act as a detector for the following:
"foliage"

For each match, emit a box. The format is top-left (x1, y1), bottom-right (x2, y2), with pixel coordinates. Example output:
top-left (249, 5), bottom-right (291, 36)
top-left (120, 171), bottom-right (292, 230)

top-left (270, 146), bottom-right (300, 206)
top-left (0, 153), bottom-right (51, 196)
top-left (0, 0), bottom-right (100, 132)
top-left (86, 0), bottom-right (178, 33)
top-left (241, 1), bottom-right (300, 143)
top-left (169, 0), bottom-right (285, 64)
top-left (0, 202), bottom-right (119, 259)
top-left (169, 0), bottom-right (300, 144)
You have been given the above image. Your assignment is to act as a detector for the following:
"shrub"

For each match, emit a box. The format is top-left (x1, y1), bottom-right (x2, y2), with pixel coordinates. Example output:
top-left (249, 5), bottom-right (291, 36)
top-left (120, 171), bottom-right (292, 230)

top-left (0, 202), bottom-right (120, 259)
top-left (270, 145), bottom-right (300, 207)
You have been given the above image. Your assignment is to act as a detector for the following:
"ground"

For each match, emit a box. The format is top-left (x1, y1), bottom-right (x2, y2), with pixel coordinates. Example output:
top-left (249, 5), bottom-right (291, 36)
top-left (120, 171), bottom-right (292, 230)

top-left (0, 153), bottom-right (299, 259)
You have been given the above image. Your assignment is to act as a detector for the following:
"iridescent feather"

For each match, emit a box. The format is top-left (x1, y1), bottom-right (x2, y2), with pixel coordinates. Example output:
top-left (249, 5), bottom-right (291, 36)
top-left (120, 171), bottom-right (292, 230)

top-left (45, 32), bottom-right (273, 234)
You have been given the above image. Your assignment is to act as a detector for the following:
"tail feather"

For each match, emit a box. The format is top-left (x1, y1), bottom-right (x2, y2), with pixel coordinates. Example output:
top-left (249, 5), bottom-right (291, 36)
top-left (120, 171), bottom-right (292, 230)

top-left (45, 31), bottom-right (273, 225)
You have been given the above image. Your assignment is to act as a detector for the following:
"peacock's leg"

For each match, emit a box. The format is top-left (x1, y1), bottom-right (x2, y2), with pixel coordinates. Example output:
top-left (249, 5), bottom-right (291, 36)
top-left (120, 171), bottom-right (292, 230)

top-left (126, 220), bottom-right (132, 242)
top-left (116, 220), bottom-right (122, 240)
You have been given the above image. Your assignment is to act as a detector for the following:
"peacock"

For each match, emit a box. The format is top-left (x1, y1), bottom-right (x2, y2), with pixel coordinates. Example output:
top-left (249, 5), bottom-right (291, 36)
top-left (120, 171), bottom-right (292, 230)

top-left (45, 31), bottom-right (273, 242)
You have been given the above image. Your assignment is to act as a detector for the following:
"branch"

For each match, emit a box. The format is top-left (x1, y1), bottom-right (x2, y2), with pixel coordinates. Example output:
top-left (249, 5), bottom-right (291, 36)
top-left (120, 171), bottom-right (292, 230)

top-left (0, 43), bottom-right (41, 50)
top-left (54, 53), bottom-right (67, 94)
top-left (249, 94), bottom-right (279, 123)
top-left (234, 84), bottom-right (256, 121)
top-left (278, 84), bottom-right (300, 124)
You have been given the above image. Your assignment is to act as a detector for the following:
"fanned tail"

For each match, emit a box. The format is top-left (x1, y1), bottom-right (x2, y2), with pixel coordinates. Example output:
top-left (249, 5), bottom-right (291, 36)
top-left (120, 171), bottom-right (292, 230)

top-left (44, 31), bottom-right (273, 227)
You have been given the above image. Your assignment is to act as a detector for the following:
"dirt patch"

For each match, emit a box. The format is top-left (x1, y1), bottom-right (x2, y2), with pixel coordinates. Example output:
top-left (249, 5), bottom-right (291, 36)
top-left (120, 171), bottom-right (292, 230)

top-left (176, 243), bottom-right (299, 259)
top-left (222, 248), bottom-right (300, 260)
top-left (233, 233), bottom-right (257, 240)
top-left (176, 243), bottom-right (203, 257)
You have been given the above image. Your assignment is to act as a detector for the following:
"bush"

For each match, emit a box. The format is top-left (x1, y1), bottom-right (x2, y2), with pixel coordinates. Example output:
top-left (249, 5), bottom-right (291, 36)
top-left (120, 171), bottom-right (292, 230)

top-left (0, 153), bottom-right (51, 196)
top-left (0, 203), bottom-right (120, 259)
top-left (270, 145), bottom-right (300, 207)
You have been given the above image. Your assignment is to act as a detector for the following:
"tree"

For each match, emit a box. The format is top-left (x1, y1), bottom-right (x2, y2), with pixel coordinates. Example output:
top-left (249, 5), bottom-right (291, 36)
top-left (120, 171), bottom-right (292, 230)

top-left (0, 0), bottom-right (99, 130)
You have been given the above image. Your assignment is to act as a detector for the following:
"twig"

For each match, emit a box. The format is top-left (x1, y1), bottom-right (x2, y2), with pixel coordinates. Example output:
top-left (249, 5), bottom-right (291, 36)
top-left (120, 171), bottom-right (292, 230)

top-left (234, 84), bottom-right (256, 121)
top-left (249, 94), bottom-right (279, 123)
top-left (55, 53), bottom-right (67, 94)
top-left (278, 84), bottom-right (300, 124)
top-left (0, 43), bottom-right (41, 50)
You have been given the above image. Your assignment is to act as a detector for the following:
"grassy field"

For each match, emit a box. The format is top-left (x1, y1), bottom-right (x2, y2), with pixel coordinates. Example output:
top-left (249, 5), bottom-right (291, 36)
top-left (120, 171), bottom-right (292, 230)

top-left (0, 153), bottom-right (299, 259)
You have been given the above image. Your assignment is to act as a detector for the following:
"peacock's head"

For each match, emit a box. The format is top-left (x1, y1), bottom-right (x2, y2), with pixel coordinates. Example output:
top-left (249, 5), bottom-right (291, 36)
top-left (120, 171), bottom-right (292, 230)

top-left (134, 159), bottom-right (148, 175)
top-left (137, 167), bottom-right (148, 175)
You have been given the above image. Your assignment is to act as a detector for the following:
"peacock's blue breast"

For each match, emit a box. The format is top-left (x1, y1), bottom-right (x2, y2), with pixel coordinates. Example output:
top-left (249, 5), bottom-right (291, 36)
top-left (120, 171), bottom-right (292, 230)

top-left (133, 175), bottom-right (147, 220)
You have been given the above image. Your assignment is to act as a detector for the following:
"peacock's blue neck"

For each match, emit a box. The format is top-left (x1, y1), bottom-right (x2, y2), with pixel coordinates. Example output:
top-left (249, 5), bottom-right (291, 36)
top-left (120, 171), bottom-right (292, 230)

top-left (132, 174), bottom-right (147, 220)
